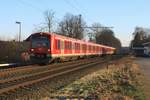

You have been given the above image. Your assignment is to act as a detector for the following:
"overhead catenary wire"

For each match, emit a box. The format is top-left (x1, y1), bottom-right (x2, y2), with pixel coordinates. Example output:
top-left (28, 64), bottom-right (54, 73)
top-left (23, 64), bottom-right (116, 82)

top-left (72, 0), bottom-right (88, 16)
top-left (63, 0), bottom-right (88, 20)
top-left (63, 0), bottom-right (81, 13)
top-left (16, 0), bottom-right (113, 30)
top-left (82, 26), bottom-right (114, 29)
top-left (16, 0), bottom-right (43, 13)
top-left (63, 0), bottom-right (113, 30)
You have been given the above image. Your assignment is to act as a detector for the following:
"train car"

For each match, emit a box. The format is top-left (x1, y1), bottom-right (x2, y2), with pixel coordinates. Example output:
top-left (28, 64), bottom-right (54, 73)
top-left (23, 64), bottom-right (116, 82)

top-left (26, 32), bottom-right (116, 64)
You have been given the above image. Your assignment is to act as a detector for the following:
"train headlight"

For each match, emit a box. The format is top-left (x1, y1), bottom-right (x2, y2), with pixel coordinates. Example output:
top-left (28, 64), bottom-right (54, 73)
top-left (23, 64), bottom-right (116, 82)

top-left (48, 49), bottom-right (50, 52)
top-left (31, 49), bottom-right (34, 51)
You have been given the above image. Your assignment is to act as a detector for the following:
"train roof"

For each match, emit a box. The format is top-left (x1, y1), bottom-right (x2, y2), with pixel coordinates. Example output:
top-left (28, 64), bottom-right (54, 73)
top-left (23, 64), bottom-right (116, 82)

top-left (25, 32), bottom-right (116, 50)
top-left (25, 32), bottom-right (50, 41)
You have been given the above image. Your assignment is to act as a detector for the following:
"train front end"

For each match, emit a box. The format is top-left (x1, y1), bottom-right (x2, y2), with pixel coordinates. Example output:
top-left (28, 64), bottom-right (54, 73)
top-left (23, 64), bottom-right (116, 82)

top-left (28, 32), bottom-right (52, 64)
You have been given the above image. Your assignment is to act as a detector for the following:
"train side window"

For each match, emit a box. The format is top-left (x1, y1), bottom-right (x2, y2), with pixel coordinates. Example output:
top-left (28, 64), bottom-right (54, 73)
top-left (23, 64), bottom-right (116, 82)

top-left (78, 43), bottom-right (80, 50)
top-left (93, 46), bottom-right (94, 52)
top-left (65, 41), bottom-right (67, 49)
top-left (56, 39), bottom-right (60, 50)
top-left (68, 42), bottom-right (70, 50)
top-left (76, 43), bottom-right (78, 50)
top-left (69, 42), bottom-right (70, 50)
top-left (75, 43), bottom-right (77, 50)
top-left (82, 44), bottom-right (86, 51)
top-left (65, 41), bottom-right (71, 50)
top-left (67, 41), bottom-right (71, 50)
top-left (97, 46), bottom-right (99, 51)
top-left (66, 41), bottom-right (68, 50)
top-left (70, 42), bottom-right (72, 50)
top-left (82, 44), bottom-right (84, 51)
top-left (72, 42), bottom-right (74, 50)
top-left (58, 40), bottom-right (60, 49)
top-left (55, 39), bottom-right (57, 49)
top-left (70, 42), bottom-right (73, 50)
top-left (67, 42), bottom-right (70, 50)
top-left (75, 43), bottom-right (80, 50)
top-left (89, 45), bottom-right (91, 52)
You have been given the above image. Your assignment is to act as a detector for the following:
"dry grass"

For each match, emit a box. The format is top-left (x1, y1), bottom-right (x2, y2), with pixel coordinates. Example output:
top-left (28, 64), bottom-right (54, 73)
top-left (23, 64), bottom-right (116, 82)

top-left (3, 56), bottom-right (145, 100)
top-left (53, 58), bottom-right (145, 100)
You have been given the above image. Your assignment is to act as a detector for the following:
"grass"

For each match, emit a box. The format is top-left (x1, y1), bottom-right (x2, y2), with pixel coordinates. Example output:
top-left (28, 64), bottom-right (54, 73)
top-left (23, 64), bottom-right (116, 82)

top-left (56, 60), bottom-right (145, 100)
top-left (4, 56), bottom-right (145, 100)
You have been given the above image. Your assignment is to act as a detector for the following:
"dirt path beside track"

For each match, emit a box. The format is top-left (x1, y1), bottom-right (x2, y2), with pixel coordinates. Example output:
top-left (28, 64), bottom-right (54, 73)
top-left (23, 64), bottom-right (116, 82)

top-left (135, 57), bottom-right (150, 99)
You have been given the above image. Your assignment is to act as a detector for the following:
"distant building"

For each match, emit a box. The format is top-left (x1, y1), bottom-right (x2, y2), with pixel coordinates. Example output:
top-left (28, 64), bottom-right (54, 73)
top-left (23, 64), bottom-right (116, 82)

top-left (131, 27), bottom-right (150, 56)
top-left (131, 46), bottom-right (144, 56)
top-left (143, 42), bottom-right (150, 56)
top-left (132, 42), bottom-right (150, 56)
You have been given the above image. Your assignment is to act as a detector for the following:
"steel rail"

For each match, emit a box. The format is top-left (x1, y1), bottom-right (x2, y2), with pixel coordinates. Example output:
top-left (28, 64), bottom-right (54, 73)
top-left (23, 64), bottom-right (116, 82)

top-left (0, 59), bottom-right (98, 84)
top-left (0, 57), bottom-right (101, 78)
top-left (0, 59), bottom-right (105, 95)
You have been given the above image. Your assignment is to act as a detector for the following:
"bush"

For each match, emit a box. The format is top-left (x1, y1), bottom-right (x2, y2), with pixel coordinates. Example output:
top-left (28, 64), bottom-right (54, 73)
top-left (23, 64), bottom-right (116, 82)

top-left (0, 41), bottom-right (29, 63)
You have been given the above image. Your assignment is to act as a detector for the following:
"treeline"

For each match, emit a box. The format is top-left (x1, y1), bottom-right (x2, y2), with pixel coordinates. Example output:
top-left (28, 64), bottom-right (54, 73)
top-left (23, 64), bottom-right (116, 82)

top-left (94, 28), bottom-right (121, 53)
top-left (34, 10), bottom-right (122, 53)
top-left (0, 41), bottom-right (29, 63)
top-left (130, 27), bottom-right (150, 47)
top-left (0, 10), bottom-right (122, 63)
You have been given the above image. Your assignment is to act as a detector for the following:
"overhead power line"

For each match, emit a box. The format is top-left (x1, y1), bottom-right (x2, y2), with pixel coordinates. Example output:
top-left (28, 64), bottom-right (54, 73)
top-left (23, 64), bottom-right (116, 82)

top-left (82, 26), bottom-right (114, 29)
top-left (16, 0), bottom-right (43, 13)
top-left (63, 0), bottom-right (98, 27)
top-left (73, 0), bottom-right (87, 15)
top-left (63, 0), bottom-right (87, 17)
top-left (63, 0), bottom-right (80, 12)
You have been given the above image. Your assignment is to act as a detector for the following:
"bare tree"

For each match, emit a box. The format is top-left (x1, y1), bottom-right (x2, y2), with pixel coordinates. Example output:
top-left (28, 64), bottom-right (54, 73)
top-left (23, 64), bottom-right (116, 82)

top-left (58, 13), bottom-right (86, 39)
top-left (33, 10), bottom-right (55, 33)
top-left (132, 27), bottom-right (148, 40)
top-left (44, 10), bottom-right (55, 33)
top-left (131, 27), bottom-right (150, 47)
top-left (88, 23), bottom-right (103, 42)
top-left (91, 23), bottom-right (102, 35)
top-left (33, 23), bottom-right (47, 33)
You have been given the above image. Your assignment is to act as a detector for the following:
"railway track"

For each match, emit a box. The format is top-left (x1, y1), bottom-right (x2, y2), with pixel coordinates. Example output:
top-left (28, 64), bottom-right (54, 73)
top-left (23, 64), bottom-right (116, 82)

top-left (0, 57), bottom-right (106, 96)
top-left (0, 58), bottom-right (102, 80)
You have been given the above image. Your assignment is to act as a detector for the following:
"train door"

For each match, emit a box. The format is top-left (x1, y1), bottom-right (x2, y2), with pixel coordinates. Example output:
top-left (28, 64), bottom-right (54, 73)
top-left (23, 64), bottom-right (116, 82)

top-left (54, 39), bottom-right (61, 56)
top-left (72, 41), bottom-right (75, 55)
top-left (60, 39), bottom-right (64, 57)
top-left (102, 47), bottom-right (106, 55)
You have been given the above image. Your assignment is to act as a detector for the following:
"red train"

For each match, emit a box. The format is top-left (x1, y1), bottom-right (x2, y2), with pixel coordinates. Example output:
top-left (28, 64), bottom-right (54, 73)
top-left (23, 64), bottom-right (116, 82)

top-left (26, 32), bottom-right (116, 64)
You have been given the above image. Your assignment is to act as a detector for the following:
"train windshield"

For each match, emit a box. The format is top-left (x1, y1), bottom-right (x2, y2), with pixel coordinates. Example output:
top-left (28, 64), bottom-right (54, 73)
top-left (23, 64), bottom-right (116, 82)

top-left (31, 36), bottom-right (50, 48)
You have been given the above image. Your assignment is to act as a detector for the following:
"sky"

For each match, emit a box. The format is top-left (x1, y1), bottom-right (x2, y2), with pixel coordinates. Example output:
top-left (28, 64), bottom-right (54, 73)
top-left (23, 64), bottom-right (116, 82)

top-left (0, 0), bottom-right (150, 46)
